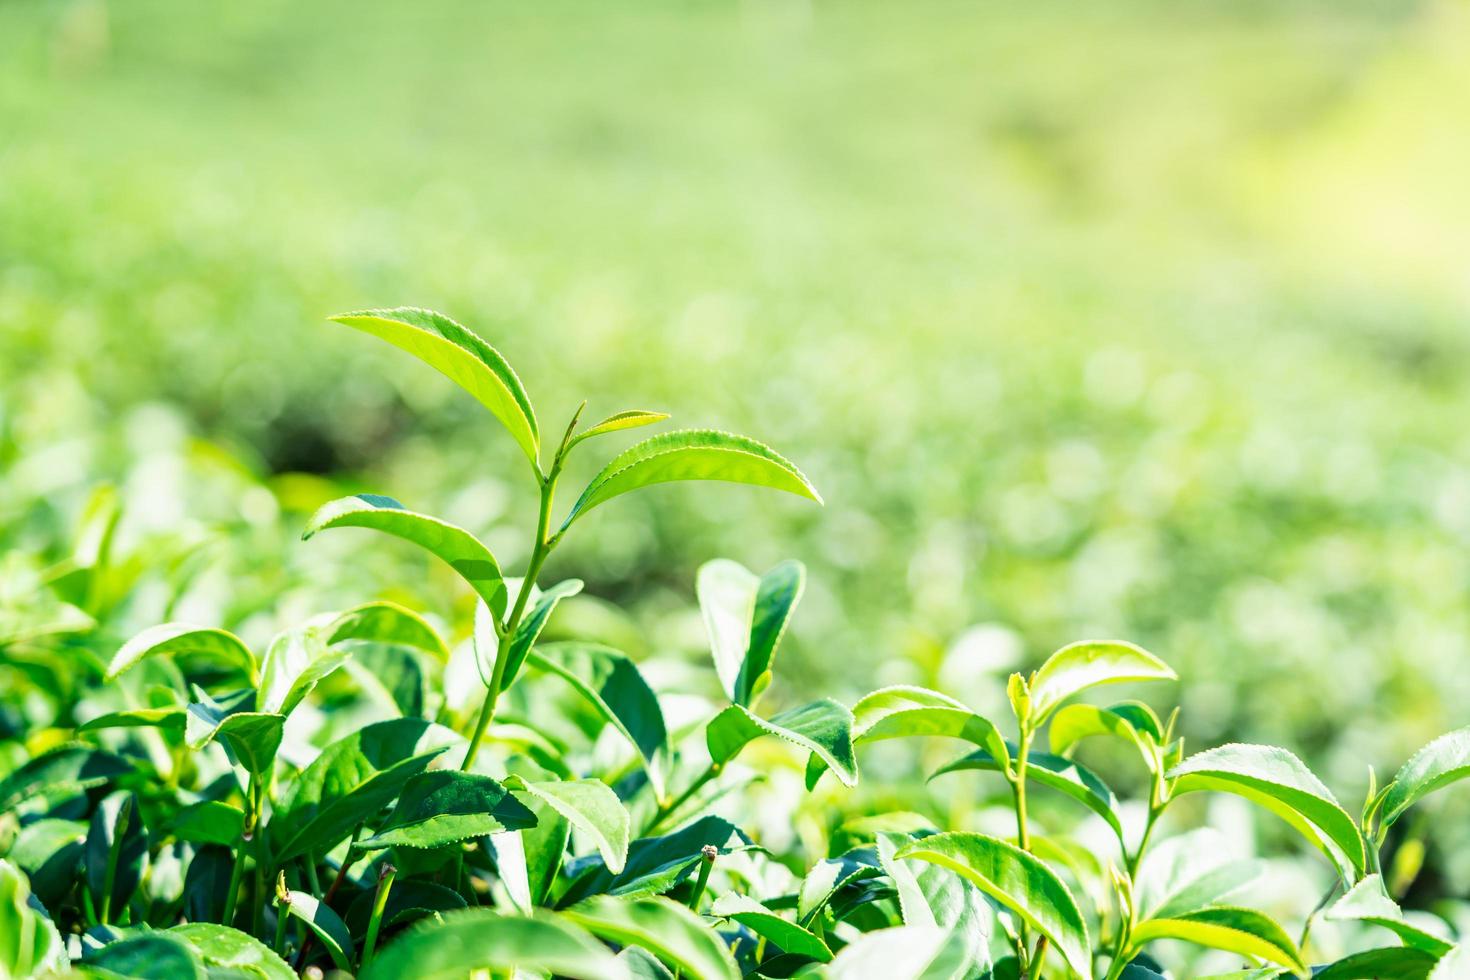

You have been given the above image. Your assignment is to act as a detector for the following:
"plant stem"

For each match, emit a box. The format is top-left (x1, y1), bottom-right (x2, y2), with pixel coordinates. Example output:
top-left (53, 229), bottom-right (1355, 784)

top-left (643, 764), bottom-right (720, 836)
top-left (361, 863), bottom-right (397, 971)
top-left (687, 846), bottom-right (717, 913)
top-left (1027, 936), bottom-right (1048, 980)
top-left (272, 873), bottom-right (291, 957)
top-left (1012, 728), bottom-right (1034, 852)
top-left (222, 832), bottom-right (248, 926)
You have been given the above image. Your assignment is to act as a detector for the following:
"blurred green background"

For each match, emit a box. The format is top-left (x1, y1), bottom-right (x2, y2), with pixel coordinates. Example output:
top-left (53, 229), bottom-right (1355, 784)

top-left (5, 0), bottom-right (1470, 876)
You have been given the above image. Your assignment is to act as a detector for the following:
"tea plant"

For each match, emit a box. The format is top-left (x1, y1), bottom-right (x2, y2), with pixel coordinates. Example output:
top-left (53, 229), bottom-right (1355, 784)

top-left (5, 308), bottom-right (1470, 979)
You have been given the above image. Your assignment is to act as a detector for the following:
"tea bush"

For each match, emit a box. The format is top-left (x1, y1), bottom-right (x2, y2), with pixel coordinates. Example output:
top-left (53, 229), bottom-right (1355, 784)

top-left (5, 310), bottom-right (1470, 978)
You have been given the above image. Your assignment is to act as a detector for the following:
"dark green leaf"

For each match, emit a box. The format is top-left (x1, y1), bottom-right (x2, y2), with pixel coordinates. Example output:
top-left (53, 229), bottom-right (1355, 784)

top-left (357, 908), bottom-right (620, 980)
top-left (173, 801), bottom-right (245, 848)
top-left (284, 890), bottom-right (355, 973)
top-left (83, 933), bottom-right (206, 979)
top-left (356, 770), bottom-right (536, 851)
top-left (185, 695), bottom-right (284, 778)
top-left (797, 846), bottom-right (883, 923)
top-left (86, 792), bottom-right (148, 919)
top-left (931, 744), bottom-right (1124, 845)
top-left (9, 819), bottom-right (85, 907)
top-left (1312, 946), bottom-right (1438, 979)
top-left (0, 744), bottom-right (136, 810)
top-left (711, 894), bottom-right (832, 962)
top-left (302, 494), bottom-right (507, 616)
top-left (557, 815), bottom-right (754, 906)
top-left (707, 700), bottom-right (857, 787)
top-left (561, 429), bottom-right (821, 529)
top-left (345, 879), bottom-right (467, 935)
top-left (330, 308), bottom-right (539, 464)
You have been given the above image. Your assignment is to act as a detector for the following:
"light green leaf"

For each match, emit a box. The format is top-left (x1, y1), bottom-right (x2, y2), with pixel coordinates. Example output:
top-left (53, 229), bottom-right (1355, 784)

top-left (931, 744), bottom-right (1124, 846)
top-left (272, 717), bottom-right (461, 863)
top-left (562, 896), bottom-right (740, 980)
top-left (106, 623), bottom-right (256, 684)
top-left (569, 410), bottom-right (670, 448)
top-left (798, 846), bottom-right (883, 923)
top-left (303, 494), bottom-right (507, 616)
top-left (824, 925), bottom-right (973, 980)
top-left (284, 890), bottom-right (355, 973)
top-left (327, 600), bottom-right (449, 662)
top-left (173, 801), bottom-right (245, 848)
top-left (166, 923), bottom-right (295, 980)
top-left (256, 622), bottom-right (350, 716)
top-left (562, 429), bottom-right (821, 528)
top-left (360, 908), bottom-right (622, 980)
top-left (1431, 943), bottom-right (1470, 979)
top-left (512, 777), bottom-right (631, 874)
top-left (1131, 907), bottom-right (1305, 973)
top-left (707, 700), bottom-right (858, 787)
top-left (1311, 946), bottom-right (1439, 979)
top-left (875, 833), bottom-right (992, 975)
top-left (896, 831), bottom-right (1092, 980)
top-left (9, 820), bottom-right (85, 907)
top-left (1027, 640), bottom-right (1176, 723)
top-left (185, 692), bottom-right (284, 778)
top-left (1134, 829), bottom-right (1264, 921)
top-left (529, 643), bottom-right (670, 801)
top-left (1325, 874), bottom-right (1453, 954)
top-left (1380, 726), bottom-right (1470, 829)
top-left (79, 706), bottom-right (186, 733)
top-left (1168, 743), bottom-right (1366, 877)
top-left (697, 559), bottom-right (804, 709)
top-left (355, 770), bottom-right (536, 851)
top-left (502, 578), bottom-right (583, 687)
top-left (711, 893), bottom-right (833, 962)
top-left (83, 933), bottom-right (206, 979)
top-left (0, 859), bottom-right (67, 979)
top-left (330, 307), bottom-right (539, 464)
top-left (854, 686), bottom-right (1010, 769)
top-left (1048, 701), bottom-right (1163, 760)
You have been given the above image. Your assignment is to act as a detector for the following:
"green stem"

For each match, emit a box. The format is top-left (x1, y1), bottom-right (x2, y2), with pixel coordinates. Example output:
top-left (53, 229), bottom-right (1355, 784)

top-left (1010, 726), bottom-right (1035, 971)
top-left (644, 764), bottom-right (720, 836)
top-left (1027, 936), bottom-right (1048, 980)
top-left (272, 873), bottom-right (291, 957)
top-left (687, 846), bottom-right (717, 913)
top-left (98, 796), bottom-right (132, 925)
top-left (222, 832), bottom-right (248, 926)
top-left (361, 863), bottom-right (397, 971)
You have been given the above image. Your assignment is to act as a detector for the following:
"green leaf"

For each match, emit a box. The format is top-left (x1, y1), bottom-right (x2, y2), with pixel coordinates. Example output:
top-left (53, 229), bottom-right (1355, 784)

top-left (327, 600), bottom-right (450, 661)
top-left (529, 642), bottom-right (670, 801)
top-left (511, 777), bottom-right (630, 874)
top-left (79, 706), bottom-right (186, 733)
top-left (1131, 907), bottom-right (1305, 973)
top-left (185, 694), bottom-right (284, 778)
top-left (852, 686), bottom-right (1010, 769)
top-left (0, 859), bottom-right (67, 979)
top-left (1048, 702), bottom-right (1163, 759)
top-left (303, 494), bottom-right (507, 616)
top-left (358, 909), bottom-right (622, 980)
top-left (931, 743), bottom-right (1124, 846)
top-left (501, 578), bottom-right (583, 687)
top-left (697, 559), bottom-right (805, 709)
top-left (173, 801), bottom-right (246, 848)
top-left (797, 846), bottom-right (883, 923)
top-left (9, 819), bottom-right (85, 907)
top-left (1380, 725), bottom-right (1470, 829)
top-left (1134, 829), bottom-right (1265, 921)
top-left (1027, 641), bottom-right (1176, 724)
top-left (345, 879), bottom-right (467, 935)
top-left (86, 792), bottom-right (148, 917)
top-left (557, 815), bottom-right (754, 906)
top-left (166, 923), bottom-right (296, 980)
top-left (83, 933), bottom-right (207, 979)
top-left (256, 622), bottom-right (351, 716)
top-left (272, 717), bottom-right (461, 863)
top-left (106, 623), bottom-right (256, 684)
top-left (1431, 944), bottom-right (1470, 979)
top-left (569, 410), bottom-right (671, 448)
top-left (707, 699), bottom-right (858, 787)
top-left (330, 307), bottom-right (539, 464)
top-left (562, 895), bottom-right (740, 980)
top-left (356, 770), bottom-right (536, 851)
top-left (561, 429), bottom-right (821, 529)
top-left (284, 889), bottom-right (355, 973)
top-left (1325, 874), bottom-right (1453, 954)
top-left (0, 744), bottom-right (136, 810)
top-left (711, 893), bottom-right (833, 962)
top-left (823, 925), bottom-right (973, 980)
top-left (895, 831), bottom-right (1092, 980)
top-left (1312, 946), bottom-right (1439, 979)
top-left (875, 833), bottom-right (991, 974)
top-left (1168, 743), bottom-right (1366, 877)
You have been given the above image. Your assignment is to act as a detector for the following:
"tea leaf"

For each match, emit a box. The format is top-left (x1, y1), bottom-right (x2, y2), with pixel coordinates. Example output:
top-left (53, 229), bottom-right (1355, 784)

top-left (9, 820), bottom-right (85, 907)
top-left (823, 924), bottom-right (974, 980)
top-left (798, 845), bottom-right (883, 923)
top-left (1311, 946), bottom-right (1439, 979)
top-left (357, 909), bottom-right (623, 980)
top-left (79, 705), bottom-right (186, 733)
top-left (83, 933), bottom-right (207, 979)
top-left (284, 889), bottom-right (355, 973)
top-left (273, 718), bottom-right (461, 862)
top-left (501, 578), bottom-right (583, 687)
top-left (1431, 944), bottom-right (1470, 979)
top-left (529, 643), bottom-right (671, 800)
top-left (512, 777), bottom-right (631, 874)
top-left (106, 623), bottom-right (256, 684)
top-left (1380, 726), bottom-right (1470, 829)
top-left (1131, 907), bottom-right (1305, 973)
top-left (0, 744), bottom-right (137, 810)
top-left (1134, 829), bottom-right (1264, 921)
top-left (558, 815), bottom-right (755, 906)
top-left (698, 559), bottom-right (804, 708)
top-left (1028, 641), bottom-right (1176, 724)
top-left (562, 429), bottom-right (821, 528)
top-left (874, 833), bottom-right (992, 974)
top-left (0, 860), bottom-right (67, 979)
top-left (569, 410), bottom-right (670, 448)
top-left (896, 832), bottom-right (1092, 980)
top-left (327, 600), bottom-right (449, 661)
top-left (562, 895), bottom-right (740, 980)
top-left (185, 694), bottom-right (284, 778)
top-left (173, 801), bottom-right (246, 848)
top-left (1169, 743), bottom-right (1366, 877)
top-left (809, 685), bottom-right (1002, 788)
top-left (166, 923), bottom-right (295, 980)
top-left (707, 699), bottom-right (858, 787)
top-left (1048, 701), bottom-right (1163, 757)
top-left (330, 308), bottom-right (539, 465)
top-left (711, 893), bottom-right (833, 962)
top-left (932, 744), bottom-right (1124, 845)
top-left (303, 494), bottom-right (508, 616)
top-left (345, 879), bottom-right (467, 935)
top-left (256, 622), bottom-right (351, 716)
top-left (356, 770), bottom-right (537, 851)
top-left (1325, 874), bottom-right (1453, 954)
